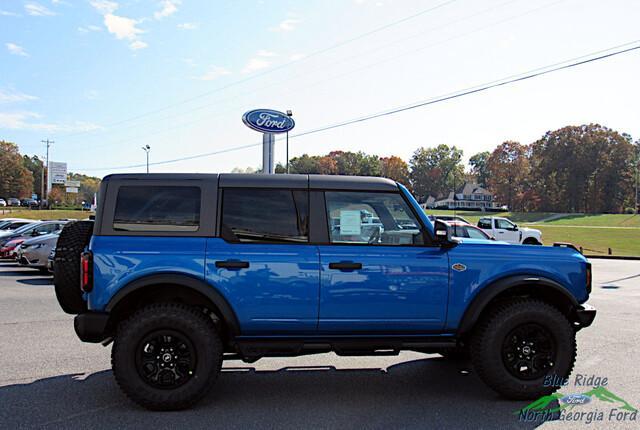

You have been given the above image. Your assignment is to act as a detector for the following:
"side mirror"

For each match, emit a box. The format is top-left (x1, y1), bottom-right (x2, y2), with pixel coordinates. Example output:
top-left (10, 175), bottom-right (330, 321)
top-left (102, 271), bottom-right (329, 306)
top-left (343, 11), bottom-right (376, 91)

top-left (512, 224), bottom-right (519, 231)
top-left (433, 220), bottom-right (457, 247)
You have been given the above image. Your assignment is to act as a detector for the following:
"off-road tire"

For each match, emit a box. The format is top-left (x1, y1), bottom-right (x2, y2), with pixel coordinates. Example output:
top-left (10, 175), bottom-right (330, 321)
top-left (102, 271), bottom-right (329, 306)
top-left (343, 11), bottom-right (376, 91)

top-left (53, 220), bottom-right (94, 314)
top-left (112, 303), bottom-right (223, 411)
top-left (471, 299), bottom-right (576, 400)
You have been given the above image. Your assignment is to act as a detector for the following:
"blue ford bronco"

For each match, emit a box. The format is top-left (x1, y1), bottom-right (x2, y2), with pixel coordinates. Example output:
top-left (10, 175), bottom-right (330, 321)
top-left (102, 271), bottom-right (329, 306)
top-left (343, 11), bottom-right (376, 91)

top-left (53, 173), bottom-right (596, 410)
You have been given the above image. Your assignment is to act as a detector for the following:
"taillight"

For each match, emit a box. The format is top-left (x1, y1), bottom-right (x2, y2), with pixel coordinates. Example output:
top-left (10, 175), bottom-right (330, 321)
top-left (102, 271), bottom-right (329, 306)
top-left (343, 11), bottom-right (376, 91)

top-left (586, 262), bottom-right (592, 294)
top-left (80, 251), bottom-right (93, 292)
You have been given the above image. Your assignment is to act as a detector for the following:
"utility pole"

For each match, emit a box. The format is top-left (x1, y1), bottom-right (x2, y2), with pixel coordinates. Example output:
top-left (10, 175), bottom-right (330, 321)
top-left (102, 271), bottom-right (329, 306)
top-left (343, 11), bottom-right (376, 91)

top-left (41, 139), bottom-right (53, 201)
top-left (286, 110), bottom-right (293, 174)
top-left (142, 145), bottom-right (151, 173)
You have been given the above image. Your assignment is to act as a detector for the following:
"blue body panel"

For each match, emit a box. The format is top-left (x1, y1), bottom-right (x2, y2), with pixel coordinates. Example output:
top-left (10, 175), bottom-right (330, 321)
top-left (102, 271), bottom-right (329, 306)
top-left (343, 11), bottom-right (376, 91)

top-left (87, 182), bottom-right (590, 338)
top-left (204, 238), bottom-right (320, 335)
top-left (89, 235), bottom-right (206, 311)
top-left (317, 245), bottom-right (448, 332)
top-left (443, 241), bottom-right (589, 332)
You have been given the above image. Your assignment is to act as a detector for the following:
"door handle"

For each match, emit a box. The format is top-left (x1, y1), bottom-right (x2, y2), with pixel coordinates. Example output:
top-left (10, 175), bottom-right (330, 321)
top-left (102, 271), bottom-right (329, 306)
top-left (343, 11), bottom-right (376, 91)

top-left (329, 261), bottom-right (362, 271)
top-left (215, 260), bottom-right (250, 269)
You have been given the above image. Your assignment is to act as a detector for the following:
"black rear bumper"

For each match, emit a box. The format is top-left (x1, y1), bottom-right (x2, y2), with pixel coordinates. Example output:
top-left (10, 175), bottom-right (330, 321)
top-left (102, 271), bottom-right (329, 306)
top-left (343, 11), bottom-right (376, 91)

top-left (74, 312), bottom-right (110, 343)
top-left (574, 304), bottom-right (596, 329)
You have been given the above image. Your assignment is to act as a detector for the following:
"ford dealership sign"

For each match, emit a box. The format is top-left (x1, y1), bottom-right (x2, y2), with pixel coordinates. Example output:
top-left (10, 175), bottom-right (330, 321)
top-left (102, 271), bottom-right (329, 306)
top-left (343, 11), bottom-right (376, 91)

top-left (242, 109), bottom-right (295, 134)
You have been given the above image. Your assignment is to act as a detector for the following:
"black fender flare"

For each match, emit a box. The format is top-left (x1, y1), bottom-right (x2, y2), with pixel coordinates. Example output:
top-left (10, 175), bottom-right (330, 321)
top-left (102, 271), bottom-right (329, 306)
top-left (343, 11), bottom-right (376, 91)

top-left (105, 273), bottom-right (241, 336)
top-left (457, 275), bottom-right (579, 335)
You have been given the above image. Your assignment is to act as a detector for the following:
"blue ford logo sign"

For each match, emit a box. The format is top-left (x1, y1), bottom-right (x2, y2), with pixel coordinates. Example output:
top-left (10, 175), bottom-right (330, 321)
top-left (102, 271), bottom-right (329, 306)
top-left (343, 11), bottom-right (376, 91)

top-left (561, 394), bottom-right (592, 406)
top-left (242, 109), bottom-right (295, 134)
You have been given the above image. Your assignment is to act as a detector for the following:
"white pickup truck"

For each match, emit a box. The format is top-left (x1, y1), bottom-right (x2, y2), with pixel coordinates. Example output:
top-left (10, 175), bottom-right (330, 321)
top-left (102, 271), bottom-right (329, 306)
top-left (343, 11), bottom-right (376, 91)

top-left (477, 216), bottom-right (542, 245)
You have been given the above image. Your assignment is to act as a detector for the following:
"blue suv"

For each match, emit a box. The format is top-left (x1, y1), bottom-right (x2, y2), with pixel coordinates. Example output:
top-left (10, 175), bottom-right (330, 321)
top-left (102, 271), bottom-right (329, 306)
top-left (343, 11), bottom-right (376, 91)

top-left (53, 173), bottom-right (595, 410)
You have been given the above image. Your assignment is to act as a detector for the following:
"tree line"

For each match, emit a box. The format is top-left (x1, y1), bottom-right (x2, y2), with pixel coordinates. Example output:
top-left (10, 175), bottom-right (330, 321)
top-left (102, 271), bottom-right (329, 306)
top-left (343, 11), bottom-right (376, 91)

top-left (277, 124), bottom-right (639, 213)
top-left (0, 140), bottom-right (100, 205)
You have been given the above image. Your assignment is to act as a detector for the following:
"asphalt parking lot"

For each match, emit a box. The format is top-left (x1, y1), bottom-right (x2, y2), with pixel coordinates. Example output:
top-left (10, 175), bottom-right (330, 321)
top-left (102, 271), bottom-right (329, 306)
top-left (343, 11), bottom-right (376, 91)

top-left (0, 259), bottom-right (638, 429)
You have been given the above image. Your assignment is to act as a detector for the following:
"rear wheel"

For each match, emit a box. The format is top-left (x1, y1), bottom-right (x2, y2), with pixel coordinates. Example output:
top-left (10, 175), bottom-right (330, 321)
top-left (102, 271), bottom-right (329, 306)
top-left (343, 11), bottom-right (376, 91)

top-left (112, 303), bottom-right (223, 411)
top-left (471, 299), bottom-right (576, 399)
top-left (53, 221), bottom-right (94, 314)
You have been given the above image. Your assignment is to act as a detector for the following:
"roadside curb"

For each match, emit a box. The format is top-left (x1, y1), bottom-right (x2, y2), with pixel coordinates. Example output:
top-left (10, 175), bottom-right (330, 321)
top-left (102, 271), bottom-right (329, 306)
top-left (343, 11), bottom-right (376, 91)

top-left (584, 255), bottom-right (640, 260)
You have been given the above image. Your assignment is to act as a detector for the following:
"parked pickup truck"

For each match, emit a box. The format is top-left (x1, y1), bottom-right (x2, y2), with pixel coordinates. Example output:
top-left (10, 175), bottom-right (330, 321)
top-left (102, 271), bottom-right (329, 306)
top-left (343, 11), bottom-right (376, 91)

top-left (53, 174), bottom-right (593, 410)
top-left (477, 216), bottom-right (542, 245)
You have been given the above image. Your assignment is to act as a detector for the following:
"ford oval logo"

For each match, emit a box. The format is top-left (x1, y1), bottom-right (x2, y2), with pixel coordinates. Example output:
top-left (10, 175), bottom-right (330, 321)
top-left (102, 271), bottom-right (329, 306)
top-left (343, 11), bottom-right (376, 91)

top-left (242, 109), bottom-right (295, 134)
top-left (561, 394), bottom-right (592, 406)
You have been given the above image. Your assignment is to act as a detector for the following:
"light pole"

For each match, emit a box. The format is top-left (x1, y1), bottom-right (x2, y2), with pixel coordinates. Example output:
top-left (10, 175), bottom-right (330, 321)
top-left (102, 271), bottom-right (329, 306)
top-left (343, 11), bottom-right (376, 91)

top-left (286, 110), bottom-right (293, 174)
top-left (142, 145), bottom-right (151, 173)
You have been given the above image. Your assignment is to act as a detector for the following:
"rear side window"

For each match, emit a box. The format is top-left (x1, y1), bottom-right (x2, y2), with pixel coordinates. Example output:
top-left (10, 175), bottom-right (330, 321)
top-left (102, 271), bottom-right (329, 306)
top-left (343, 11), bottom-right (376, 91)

top-left (221, 189), bottom-right (308, 243)
top-left (478, 218), bottom-right (491, 229)
top-left (113, 186), bottom-right (201, 232)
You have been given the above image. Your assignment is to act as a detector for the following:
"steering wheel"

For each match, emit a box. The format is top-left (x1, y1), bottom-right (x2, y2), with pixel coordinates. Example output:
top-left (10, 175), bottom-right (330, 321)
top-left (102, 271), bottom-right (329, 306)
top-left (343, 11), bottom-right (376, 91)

top-left (368, 227), bottom-right (381, 244)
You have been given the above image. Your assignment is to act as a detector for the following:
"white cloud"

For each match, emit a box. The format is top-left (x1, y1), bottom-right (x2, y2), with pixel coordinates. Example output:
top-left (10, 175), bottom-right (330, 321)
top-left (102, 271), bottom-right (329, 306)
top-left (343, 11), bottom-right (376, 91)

top-left (289, 53), bottom-right (305, 61)
top-left (269, 18), bottom-right (300, 32)
top-left (90, 0), bottom-right (118, 15)
top-left (129, 40), bottom-right (148, 50)
top-left (104, 13), bottom-right (143, 40)
top-left (0, 10), bottom-right (20, 16)
top-left (25, 2), bottom-right (56, 16)
top-left (257, 49), bottom-right (277, 58)
top-left (241, 57), bottom-right (270, 74)
top-left (6, 43), bottom-right (28, 57)
top-left (0, 88), bottom-right (38, 103)
top-left (91, 1), bottom-right (147, 50)
top-left (84, 89), bottom-right (100, 100)
top-left (177, 22), bottom-right (198, 30)
top-left (154, 0), bottom-right (180, 20)
top-left (78, 24), bottom-right (102, 33)
top-left (0, 111), bottom-right (101, 133)
top-left (194, 65), bottom-right (231, 81)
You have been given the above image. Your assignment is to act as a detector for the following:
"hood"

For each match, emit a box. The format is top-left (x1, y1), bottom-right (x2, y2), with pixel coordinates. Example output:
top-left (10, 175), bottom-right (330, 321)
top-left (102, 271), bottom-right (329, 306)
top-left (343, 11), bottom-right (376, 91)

top-left (520, 226), bottom-right (542, 235)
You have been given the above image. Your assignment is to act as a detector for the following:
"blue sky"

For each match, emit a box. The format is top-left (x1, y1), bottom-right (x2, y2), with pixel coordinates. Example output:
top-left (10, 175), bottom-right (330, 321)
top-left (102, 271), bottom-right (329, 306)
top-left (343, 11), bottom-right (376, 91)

top-left (1, 0), bottom-right (639, 176)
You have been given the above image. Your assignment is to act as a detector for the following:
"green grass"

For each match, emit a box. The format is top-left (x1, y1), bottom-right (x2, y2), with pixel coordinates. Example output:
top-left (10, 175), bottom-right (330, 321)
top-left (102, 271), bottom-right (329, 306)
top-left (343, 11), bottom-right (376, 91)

top-left (541, 214), bottom-right (640, 227)
top-left (0, 209), bottom-right (89, 220)
top-left (533, 225), bottom-right (640, 256)
top-left (425, 209), bottom-right (640, 256)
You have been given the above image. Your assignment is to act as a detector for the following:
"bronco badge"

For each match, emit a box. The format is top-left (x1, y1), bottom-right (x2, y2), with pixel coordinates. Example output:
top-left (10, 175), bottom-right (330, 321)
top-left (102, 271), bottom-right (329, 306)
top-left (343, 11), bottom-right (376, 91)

top-left (452, 263), bottom-right (467, 272)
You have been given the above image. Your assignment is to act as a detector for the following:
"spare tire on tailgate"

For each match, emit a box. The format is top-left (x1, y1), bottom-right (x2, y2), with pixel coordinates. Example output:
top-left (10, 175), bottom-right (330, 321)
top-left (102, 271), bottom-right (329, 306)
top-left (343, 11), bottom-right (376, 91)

top-left (54, 220), bottom-right (94, 314)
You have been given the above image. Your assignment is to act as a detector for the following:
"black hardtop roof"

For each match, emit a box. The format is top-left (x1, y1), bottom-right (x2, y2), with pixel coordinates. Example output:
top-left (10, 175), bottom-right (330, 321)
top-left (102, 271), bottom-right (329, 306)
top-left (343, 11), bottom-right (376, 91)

top-left (102, 173), bottom-right (399, 191)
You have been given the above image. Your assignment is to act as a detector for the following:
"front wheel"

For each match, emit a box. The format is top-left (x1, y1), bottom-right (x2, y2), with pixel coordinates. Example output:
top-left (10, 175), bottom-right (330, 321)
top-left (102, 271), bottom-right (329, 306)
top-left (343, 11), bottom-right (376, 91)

top-left (112, 303), bottom-right (223, 410)
top-left (471, 299), bottom-right (576, 400)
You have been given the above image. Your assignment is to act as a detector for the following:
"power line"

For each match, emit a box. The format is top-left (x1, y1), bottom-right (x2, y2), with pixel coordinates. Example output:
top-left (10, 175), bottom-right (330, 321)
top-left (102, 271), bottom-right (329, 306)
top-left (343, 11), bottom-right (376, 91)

top-left (77, 41), bottom-right (640, 172)
top-left (58, 0), bottom-right (459, 139)
top-left (69, 0), bottom-right (560, 151)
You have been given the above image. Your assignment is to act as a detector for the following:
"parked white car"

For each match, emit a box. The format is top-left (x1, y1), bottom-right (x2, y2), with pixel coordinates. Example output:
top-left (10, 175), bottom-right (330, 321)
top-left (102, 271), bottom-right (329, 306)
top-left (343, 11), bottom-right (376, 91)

top-left (477, 216), bottom-right (542, 245)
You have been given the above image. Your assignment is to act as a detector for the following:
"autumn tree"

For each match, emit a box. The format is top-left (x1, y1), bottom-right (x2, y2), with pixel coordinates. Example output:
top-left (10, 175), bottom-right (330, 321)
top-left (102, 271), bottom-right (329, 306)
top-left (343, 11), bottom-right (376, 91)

top-left (529, 124), bottom-right (635, 213)
top-left (22, 155), bottom-right (44, 199)
top-left (0, 141), bottom-right (33, 199)
top-left (409, 144), bottom-right (464, 201)
top-left (485, 141), bottom-right (531, 211)
top-left (468, 151), bottom-right (490, 187)
top-left (380, 156), bottom-right (410, 185)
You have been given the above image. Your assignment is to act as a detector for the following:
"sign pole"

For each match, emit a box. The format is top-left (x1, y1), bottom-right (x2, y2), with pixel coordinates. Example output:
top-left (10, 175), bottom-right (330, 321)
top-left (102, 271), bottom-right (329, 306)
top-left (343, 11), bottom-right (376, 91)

top-left (262, 133), bottom-right (275, 174)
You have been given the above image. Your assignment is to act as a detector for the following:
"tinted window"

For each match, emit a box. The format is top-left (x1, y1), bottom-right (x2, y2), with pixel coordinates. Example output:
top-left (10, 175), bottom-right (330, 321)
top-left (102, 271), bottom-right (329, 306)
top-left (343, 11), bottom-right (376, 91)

top-left (221, 189), bottom-right (308, 243)
top-left (478, 218), bottom-right (491, 229)
top-left (325, 192), bottom-right (423, 245)
top-left (113, 186), bottom-right (201, 232)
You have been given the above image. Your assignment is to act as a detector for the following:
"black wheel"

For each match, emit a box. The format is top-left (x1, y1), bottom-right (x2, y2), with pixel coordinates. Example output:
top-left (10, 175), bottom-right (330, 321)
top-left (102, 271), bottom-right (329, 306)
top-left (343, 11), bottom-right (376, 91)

top-left (38, 267), bottom-right (50, 275)
top-left (471, 299), bottom-right (576, 400)
top-left (523, 238), bottom-right (541, 245)
top-left (53, 221), bottom-right (94, 314)
top-left (112, 303), bottom-right (223, 411)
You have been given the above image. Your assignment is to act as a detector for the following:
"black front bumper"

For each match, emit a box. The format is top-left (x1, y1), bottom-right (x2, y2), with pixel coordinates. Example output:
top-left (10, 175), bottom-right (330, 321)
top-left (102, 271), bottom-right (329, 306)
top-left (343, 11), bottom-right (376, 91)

top-left (74, 312), bottom-right (110, 343)
top-left (574, 304), bottom-right (597, 329)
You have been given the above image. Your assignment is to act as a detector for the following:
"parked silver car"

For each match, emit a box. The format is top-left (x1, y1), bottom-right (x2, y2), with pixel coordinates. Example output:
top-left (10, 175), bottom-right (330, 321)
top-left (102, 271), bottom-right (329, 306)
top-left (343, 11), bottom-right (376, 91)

top-left (17, 231), bottom-right (62, 273)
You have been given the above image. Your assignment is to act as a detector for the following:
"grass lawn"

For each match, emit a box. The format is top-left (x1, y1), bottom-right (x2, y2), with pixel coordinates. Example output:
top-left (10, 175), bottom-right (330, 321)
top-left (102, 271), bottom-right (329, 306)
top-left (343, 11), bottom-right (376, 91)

top-left (0, 209), bottom-right (89, 221)
top-left (425, 209), bottom-right (640, 256)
